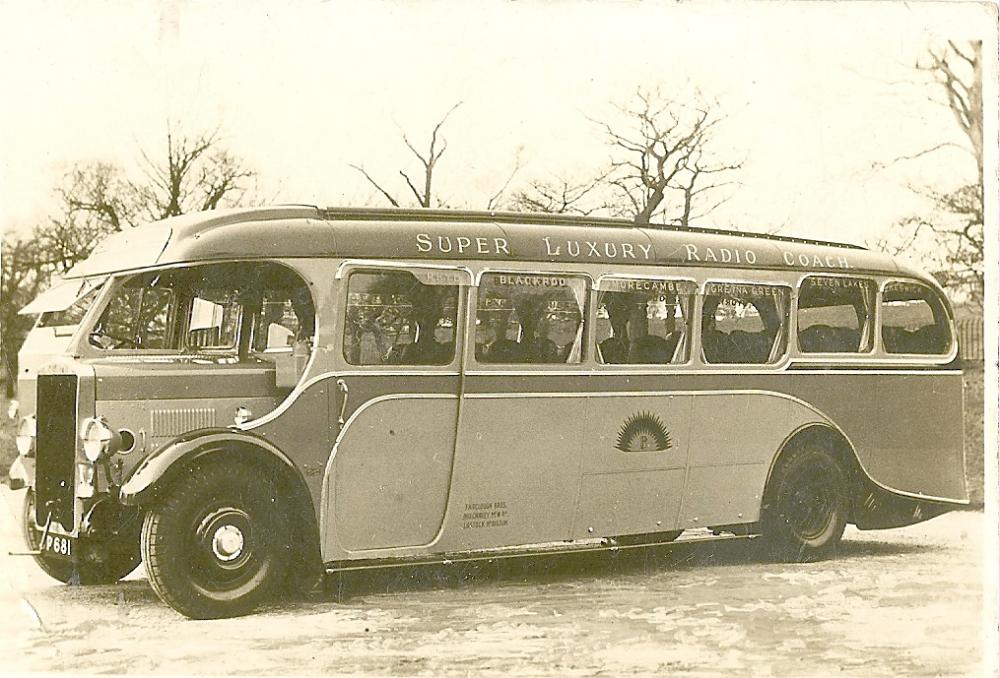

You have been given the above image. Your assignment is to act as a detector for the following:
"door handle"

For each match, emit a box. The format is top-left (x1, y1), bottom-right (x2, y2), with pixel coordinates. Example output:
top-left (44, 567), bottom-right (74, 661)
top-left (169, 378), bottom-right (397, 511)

top-left (336, 379), bottom-right (349, 426)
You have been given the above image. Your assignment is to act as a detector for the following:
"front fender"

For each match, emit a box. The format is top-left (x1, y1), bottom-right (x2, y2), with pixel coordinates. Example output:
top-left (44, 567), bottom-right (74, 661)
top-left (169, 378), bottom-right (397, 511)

top-left (118, 428), bottom-right (299, 506)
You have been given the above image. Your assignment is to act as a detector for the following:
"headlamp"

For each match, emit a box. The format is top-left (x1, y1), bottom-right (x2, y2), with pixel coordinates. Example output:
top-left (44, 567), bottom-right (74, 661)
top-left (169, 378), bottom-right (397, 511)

top-left (15, 415), bottom-right (36, 458)
top-left (80, 417), bottom-right (120, 462)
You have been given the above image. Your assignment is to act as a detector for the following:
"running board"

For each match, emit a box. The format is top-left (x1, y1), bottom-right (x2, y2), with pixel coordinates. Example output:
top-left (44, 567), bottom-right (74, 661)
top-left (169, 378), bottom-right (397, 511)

top-left (325, 531), bottom-right (756, 574)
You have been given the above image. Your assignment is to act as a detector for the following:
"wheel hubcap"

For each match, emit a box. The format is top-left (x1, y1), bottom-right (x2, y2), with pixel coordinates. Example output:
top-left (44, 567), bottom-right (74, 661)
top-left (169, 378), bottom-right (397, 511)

top-left (197, 508), bottom-right (253, 571)
top-left (785, 462), bottom-right (836, 540)
top-left (212, 525), bottom-right (245, 562)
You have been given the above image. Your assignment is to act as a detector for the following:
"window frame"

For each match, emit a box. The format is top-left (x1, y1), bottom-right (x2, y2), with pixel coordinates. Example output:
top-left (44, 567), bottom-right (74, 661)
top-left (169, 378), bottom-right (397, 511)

top-left (793, 274), bottom-right (877, 357)
top-left (78, 260), bottom-right (317, 360)
top-left (336, 260), bottom-right (473, 372)
top-left (877, 277), bottom-right (957, 361)
top-left (468, 267), bottom-right (593, 371)
top-left (697, 278), bottom-right (794, 368)
top-left (592, 273), bottom-right (698, 368)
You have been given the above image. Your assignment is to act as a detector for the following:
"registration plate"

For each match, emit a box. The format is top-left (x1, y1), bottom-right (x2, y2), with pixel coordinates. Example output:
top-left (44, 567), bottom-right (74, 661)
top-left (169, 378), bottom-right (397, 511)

top-left (41, 533), bottom-right (74, 559)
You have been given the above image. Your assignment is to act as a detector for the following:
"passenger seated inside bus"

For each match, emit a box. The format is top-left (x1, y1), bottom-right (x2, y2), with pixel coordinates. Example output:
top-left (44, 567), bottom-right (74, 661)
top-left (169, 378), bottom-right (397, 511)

top-left (521, 307), bottom-right (582, 363)
top-left (343, 269), bottom-right (460, 366)
top-left (598, 297), bottom-right (631, 364)
top-left (386, 302), bottom-right (457, 365)
top-left (596, 285), bottom-right (691, 365)
top-left (629, 333), bottom-right (679, 363)
top-left (475, 311), bottom-right (525, 363)
top-left (798, 325), bottom-right (863, 353)
top-left (475, 273), bottom-right (586, 365)
top-left (701, 284), bottom-right (789, 364)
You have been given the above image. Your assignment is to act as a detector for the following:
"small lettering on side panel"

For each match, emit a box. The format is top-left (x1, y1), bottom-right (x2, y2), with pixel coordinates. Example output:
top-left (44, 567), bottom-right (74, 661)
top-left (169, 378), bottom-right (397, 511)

top-left (461, 501), bottom-right (509, 529)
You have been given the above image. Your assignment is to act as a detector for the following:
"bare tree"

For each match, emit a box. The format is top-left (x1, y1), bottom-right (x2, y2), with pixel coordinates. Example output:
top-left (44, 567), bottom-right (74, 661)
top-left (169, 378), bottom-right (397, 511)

top-left (919, 41), bottom-right (983, 191)
top-left (595, 88), bottom-right (743, 225)
top-left (51, 125), bottom-right (257, 236)
top-left (508, 173), bottom-right (608, 215)
top-left (350, 102), bottom-right (463, 208)
top-left (57, 162), bottom-right (136, 233)
top-left (877, 41), bottom-right (984, 304)
top-left (485, 146), bottom-right (525, 212)
top-left (1, 234), bottom-right (47, 392)
top-left (670, 145), bottom-right (743, 227)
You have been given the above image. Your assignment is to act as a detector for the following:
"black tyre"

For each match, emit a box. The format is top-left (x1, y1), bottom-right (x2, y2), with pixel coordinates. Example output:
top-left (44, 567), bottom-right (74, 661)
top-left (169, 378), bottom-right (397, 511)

top-left (279, 539), bottom-right (324, 599)
top-left (21, 490), bottom-right (140, 585)
top-left (760, 446), bottom-right (849, 562)
top-left (140, 463), bottom-right (290, 619)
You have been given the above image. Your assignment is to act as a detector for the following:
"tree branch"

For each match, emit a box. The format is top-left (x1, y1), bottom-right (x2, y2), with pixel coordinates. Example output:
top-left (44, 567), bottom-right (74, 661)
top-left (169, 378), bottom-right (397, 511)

top-left (348, 164), bottom-right (401, 207)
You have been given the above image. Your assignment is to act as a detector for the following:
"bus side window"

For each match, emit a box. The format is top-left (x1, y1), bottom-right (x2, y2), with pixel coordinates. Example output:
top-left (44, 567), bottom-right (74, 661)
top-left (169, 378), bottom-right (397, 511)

top-left (476, 273), bottom-right (587, 365)
top-left (343, 269), bottom-right (460, 366)
top-left (881, 282), bottom-right (952, 355)
top-left (595, 279), bottom-right (695, 365)
top-left (701, 282), bottom-right (790, 365)
top-left (797, 277), bottom-right (875, 353)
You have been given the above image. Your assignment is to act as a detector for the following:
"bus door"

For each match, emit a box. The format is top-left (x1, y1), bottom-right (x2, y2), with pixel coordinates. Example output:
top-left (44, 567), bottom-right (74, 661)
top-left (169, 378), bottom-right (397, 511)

top-left (443, 271), bottom-right (592, 551)
top-left (325, 264), bottom-right (470, 553)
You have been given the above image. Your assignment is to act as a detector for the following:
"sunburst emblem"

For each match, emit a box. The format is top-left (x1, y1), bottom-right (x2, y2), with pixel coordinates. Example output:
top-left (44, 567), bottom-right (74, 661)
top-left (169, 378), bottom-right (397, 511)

top-left (615, 411), bottom-right (672, 452)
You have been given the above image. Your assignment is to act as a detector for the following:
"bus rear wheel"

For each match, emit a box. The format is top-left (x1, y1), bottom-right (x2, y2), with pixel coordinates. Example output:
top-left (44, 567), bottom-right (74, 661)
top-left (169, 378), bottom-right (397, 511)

top-left (140, 463), bottom-right (289, 619)
top-left (21, 490), bottom-right (140, 585)
top-left (761, 446), bottom-right (849, 562)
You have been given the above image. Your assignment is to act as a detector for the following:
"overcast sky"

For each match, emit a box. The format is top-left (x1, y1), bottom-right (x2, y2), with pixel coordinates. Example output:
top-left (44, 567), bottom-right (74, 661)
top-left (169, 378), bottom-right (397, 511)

top-left (0, 0), bottom-right (995, 254)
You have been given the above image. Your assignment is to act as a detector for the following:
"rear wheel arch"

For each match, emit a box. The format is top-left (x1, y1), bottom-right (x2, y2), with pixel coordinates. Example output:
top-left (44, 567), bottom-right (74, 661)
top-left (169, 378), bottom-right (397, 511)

top-left (766, 424), bottom-right (863, 500)
top-left (760, 424), bottom-right (858, 560)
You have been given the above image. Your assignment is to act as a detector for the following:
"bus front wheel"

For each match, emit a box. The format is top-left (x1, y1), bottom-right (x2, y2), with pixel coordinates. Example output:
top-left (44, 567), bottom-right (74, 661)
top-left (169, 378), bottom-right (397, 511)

top-left (140, 463), bottom-right (290, 619)
top-left (761, 446), bottom-right (849, 562)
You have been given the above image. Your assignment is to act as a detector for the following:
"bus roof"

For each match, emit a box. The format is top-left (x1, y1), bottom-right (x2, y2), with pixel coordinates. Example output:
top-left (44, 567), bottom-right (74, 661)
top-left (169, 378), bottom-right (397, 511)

top-left (66, 205), bottom-right (908, 280)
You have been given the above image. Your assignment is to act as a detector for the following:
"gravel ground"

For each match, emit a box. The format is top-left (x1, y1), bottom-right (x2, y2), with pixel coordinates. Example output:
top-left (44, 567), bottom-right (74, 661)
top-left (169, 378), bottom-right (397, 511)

top-left (0, 484), bottom-right (991, 677)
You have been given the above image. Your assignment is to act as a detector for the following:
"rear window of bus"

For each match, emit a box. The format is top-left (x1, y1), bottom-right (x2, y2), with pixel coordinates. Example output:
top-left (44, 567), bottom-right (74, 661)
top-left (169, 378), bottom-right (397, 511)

top-left (881, 281), bottom-right (952, 355)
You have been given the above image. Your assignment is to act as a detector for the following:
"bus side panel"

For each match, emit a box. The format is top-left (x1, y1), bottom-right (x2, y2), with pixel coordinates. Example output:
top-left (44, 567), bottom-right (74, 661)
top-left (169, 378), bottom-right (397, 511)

top-left (656, 372), bottom-right (965, 504)
top-left (329, 396), bottom-right (459, 552)
top-left (873, 372), bottom-right (967, 501)
top-left (681, 393), bottom-right (821, 528)
top-left (574, 470), bottom-right (685, 537)
top-left (571, 394), bottom-right (693, 538)
top-left (757, 371), bottom-right (967, 503)
top-left (250, 381), bottom-right (334, 510)
top-left (435, 395), bottom-right (586, 550)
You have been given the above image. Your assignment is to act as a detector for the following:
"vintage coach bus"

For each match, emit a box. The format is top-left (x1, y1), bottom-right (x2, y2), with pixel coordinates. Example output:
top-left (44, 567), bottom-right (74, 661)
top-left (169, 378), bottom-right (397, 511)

top-left (9, 206), bottom-right (967, 618)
